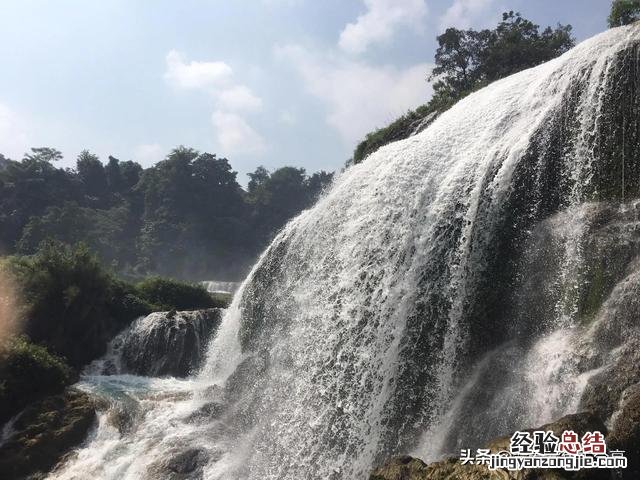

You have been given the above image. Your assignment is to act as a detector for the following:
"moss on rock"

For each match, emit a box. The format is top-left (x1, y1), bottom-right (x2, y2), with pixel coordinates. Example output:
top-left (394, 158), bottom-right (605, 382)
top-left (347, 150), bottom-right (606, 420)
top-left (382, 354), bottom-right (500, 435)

top-left (0, 389), bottom-right (96, 479)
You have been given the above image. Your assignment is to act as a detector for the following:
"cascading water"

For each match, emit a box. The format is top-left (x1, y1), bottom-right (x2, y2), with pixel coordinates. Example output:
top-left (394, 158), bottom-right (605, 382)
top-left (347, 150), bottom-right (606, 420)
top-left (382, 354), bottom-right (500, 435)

top-left (48, 24), bottom-right (640, 480)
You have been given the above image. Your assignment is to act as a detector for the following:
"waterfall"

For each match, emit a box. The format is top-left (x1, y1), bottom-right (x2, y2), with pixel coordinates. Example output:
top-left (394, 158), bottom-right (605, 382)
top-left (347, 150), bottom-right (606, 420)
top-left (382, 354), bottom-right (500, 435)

top-left (48, 24), bottom-right (640, 480)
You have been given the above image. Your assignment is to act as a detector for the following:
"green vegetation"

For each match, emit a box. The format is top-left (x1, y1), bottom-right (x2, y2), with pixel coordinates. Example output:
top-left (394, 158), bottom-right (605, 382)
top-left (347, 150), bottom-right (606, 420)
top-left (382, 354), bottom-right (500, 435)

top-left (4, 243), bottom-right (144, 368)
top-left (0, 242), bottom-right (230, 433)
top-left (136, 277), bottom-right (222, 311)
top-left (352, 12), bottom-right (575, 164)
top-left (0, 336), bottom-right (75, 425)
top-left (608, 0), bottom-right (640, 27)
top-left (2, 242), bottom-right (226, 369)
top-left (0, 146), bottom-right (333, 281)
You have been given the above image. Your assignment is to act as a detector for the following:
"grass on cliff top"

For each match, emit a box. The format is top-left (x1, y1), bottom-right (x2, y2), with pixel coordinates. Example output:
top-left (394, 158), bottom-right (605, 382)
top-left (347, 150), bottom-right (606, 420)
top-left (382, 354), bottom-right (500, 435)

top-left (351, 91), bottom-right (462, 164)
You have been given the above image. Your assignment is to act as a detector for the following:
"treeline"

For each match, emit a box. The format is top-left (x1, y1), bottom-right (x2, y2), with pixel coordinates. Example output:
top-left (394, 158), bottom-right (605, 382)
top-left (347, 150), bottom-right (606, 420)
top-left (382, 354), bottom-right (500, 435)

top-left (0, 147), bottom-right (333, 280)
top-left (352, 11), bottom-right (575, 163)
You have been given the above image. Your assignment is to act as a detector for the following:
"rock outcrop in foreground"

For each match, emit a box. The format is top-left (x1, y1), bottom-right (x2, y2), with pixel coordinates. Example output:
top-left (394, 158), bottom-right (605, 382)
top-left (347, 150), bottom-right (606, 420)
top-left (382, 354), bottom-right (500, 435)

top-left (370, 409), bottom-right (637, 480)
top-left (0, 389), bottom-right (96, 479)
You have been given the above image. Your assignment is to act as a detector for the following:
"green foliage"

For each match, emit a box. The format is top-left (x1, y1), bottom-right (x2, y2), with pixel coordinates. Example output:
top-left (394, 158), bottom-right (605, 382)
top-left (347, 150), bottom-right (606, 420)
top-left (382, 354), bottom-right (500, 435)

top-left (352, 11), bottom-right (575, 164)
top-left (17, 202), bottom-right (133, 267)
top-left (608, 0), bottom-right (640, 27)
top-left (247, 166), bottom-right (333, 246)
top-left (135, 277), bottom-right (222, 310)
top-left (352, 103), bottom-right (449, 164)
top-left (76, 150), bottom-right (109, 204)
top-left (431, 12), bottom-right (574, 101)
top-left (0, 146), bottom-right (331, 281)
top-left (0, 336), bottom-right (74, 424)
top-left (2, 243), bottom-right (227, 369)
top-left (4, 243), bottom-right (148, 367)
top-left (23, 147), bottom-right (63, 163)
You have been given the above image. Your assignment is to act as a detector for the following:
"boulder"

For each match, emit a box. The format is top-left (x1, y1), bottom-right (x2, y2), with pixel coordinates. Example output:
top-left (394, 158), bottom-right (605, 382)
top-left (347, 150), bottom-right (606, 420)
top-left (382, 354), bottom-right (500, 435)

top-left (0, 388), bottom-right (96, 479)
top-left (145, 447), bottom-right (221, 480)
top-left (370, 412), bottom-right (611, 480)
top-left (121, 308), bottom-right (222, 377)
top-left (608, 387), bottom-right (640, 479)
top-left (369, 456), bottom-right (500, 480)
top-left (580, 340), bottom-right (640, 420)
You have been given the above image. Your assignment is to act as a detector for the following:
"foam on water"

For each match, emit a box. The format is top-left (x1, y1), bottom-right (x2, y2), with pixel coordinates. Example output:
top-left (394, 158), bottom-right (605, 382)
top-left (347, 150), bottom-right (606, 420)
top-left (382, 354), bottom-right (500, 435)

top-left (47, 24), bottom-right (640, 480)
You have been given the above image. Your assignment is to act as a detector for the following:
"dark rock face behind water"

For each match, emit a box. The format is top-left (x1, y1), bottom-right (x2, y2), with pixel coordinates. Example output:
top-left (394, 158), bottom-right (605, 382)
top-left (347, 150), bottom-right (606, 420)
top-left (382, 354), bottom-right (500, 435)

top-left (0, 389), bottom-right (96, 480)
top-left (370, 412), bottom-right (613, 480)
top-left (608, 388), bottom-right (640, 478)
top-left (120, 309), bottom-right (222, 377)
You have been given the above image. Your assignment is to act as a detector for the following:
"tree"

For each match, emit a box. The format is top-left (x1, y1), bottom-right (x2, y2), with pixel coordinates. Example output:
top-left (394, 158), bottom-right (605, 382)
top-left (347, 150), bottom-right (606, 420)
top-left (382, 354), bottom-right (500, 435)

top-left (431, 28), bottom-right (489, 99)
top-left (105, 156), bottom-right (124, 193)
top-left (307, 171), bottom-right (334, 200)
top-left (0, 143), bottom-right (333, 281)
top-left (608, 0), bottom-right (640, 27)
top-left (247, 166), bottom-right (270, 196)
top-left (430, 12), bottom-right (574, 102)
top-left (480, 12), bottom-right (573, 82)
top-left (23, 147), bottom-right (63, 163)
top-left (76, 150), bottom-right (109, 202)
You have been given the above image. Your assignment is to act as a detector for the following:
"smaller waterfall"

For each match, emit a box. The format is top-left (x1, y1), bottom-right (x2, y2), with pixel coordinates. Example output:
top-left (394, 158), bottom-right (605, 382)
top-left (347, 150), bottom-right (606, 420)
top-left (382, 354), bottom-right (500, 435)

top-left (86, 309), bottom-right (222, 378)
top-left (49, 307), bottom-right (230, 480)
top-left (202, 280), bottom-right (241, 295)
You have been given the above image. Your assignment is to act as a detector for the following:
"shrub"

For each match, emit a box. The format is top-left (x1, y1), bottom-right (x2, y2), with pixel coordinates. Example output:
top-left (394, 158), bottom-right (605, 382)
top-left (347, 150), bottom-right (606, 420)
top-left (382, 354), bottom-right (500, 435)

top-left (2, 242), bottom-right (225, 370)
top-left (0, 336), bottom-right (74, 424)
top-left (136, 277), bottom-right (221, 310)
top-left (5, 242), bottom-right (147, 367)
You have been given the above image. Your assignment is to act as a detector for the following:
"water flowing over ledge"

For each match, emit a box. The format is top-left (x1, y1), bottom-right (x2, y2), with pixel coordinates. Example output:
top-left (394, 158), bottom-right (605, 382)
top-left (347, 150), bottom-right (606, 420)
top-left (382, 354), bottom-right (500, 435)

top-left (49, 24), bottom-right (640, 480)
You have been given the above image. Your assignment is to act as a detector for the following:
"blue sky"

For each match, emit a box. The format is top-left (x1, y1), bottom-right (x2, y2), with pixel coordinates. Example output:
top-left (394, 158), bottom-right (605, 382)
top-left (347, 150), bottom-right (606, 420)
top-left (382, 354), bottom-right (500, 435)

top-left (0, 0), bottom-right (610, 183)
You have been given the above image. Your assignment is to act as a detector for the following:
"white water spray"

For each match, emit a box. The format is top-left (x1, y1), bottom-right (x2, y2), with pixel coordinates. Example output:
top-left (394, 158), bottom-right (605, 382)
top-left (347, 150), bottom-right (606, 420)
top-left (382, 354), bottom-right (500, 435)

top-left (48, 24), bottom-right (640, 480)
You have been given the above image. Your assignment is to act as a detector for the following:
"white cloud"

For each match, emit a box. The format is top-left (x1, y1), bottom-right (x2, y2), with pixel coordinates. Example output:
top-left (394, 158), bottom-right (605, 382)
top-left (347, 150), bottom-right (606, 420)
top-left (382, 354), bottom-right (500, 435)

top-left (164, 50), bottom-right (233, 90)
top-left (439, 0), bottom-right (498, 30)
top-left (277, 45), bottom-right (432, 146)
top-left (339, 0), bottom-right (428, 54)
top-left (218, 85), bottom-right (263, 112)
top-left (164, 50), bottom-right (263, 113)
top-left (0, 103), bottom-right (29, 160)
top-left (133, 143), bottom-right (164, 166)
top-left (279, 110), bottom-right (297, 126)
top-left (212, 110), bottom-right (266, 155)
top-left (165, 50), bottom-right (267, 156)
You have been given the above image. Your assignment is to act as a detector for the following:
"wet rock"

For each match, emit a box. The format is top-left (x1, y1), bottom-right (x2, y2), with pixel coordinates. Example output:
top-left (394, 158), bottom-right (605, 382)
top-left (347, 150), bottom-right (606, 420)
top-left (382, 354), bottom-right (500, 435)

top-left (185, 401), bottom-right (226, 423)
top-left (105, 400), bottom-right (143, 436)
top-left (608, 387), bottom-right (640, 479)
top-left (121, 308), bottom-right (222, 377)
top-left (369, 455), bottom-right (498, 480)
top-left (146, 447), bottom-right (215, 480)
top-left (580, 340), bottom-right (640, 420)
top-left (540, 412), bottom-right (607, 439)
top-left (370, 412), bottom-right (610, 480)
top-left (224, 353), bottom-right (268, 402)
top-left (0, 388), bottom-right (96, 479)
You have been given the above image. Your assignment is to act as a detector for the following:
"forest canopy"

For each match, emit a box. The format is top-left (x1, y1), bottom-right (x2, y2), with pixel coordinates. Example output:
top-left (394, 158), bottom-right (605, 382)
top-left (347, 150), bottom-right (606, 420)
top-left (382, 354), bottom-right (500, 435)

top-left (0, 147), bottom-right (332, 281)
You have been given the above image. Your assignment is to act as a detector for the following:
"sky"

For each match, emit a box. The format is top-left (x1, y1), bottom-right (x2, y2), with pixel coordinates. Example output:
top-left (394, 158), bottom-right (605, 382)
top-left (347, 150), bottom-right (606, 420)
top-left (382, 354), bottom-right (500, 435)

top-left (0, 0), bottom-right (611, 183)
